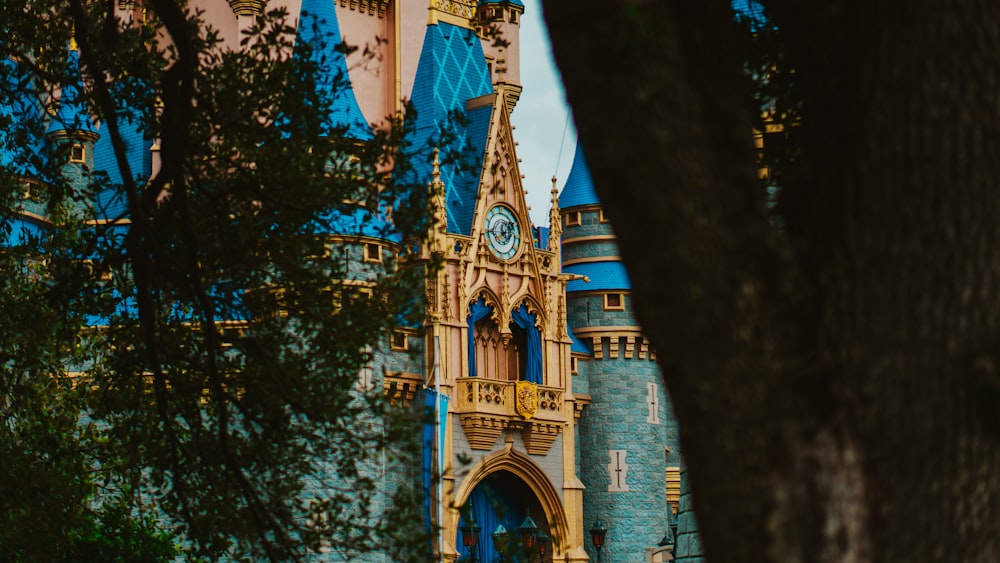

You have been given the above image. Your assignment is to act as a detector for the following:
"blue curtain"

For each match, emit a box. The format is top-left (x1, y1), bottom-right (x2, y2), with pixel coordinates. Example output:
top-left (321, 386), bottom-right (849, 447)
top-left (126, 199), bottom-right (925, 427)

top-left (467, 297), bottom-right (494, 377)
top-left (423, 387), bottom-right (451, 548)
top-left (456, 484), bottom-right (524, 563)
top-left (510, 304), bottom-right (543, 384)
top-left (422, 388), bottom-right (437, 536)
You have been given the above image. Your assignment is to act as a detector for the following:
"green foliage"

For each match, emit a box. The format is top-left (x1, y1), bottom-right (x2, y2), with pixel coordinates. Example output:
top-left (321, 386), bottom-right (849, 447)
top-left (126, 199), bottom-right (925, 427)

top-left (0, 1), bottom-right (431, 560)
top-left (737, 1), bottom-right (801, 209)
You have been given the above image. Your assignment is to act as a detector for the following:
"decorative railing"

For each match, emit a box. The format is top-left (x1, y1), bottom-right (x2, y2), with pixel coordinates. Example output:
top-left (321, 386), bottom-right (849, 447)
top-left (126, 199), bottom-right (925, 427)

top-left (430, 0), bottom-right (475, 20)
top-left (455, 377), bottom-right (565, 454)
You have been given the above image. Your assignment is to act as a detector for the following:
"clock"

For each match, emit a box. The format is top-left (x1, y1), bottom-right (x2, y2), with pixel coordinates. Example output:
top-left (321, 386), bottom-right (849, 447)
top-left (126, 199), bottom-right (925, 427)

top-left (484, 205), bottom-right (521, 261)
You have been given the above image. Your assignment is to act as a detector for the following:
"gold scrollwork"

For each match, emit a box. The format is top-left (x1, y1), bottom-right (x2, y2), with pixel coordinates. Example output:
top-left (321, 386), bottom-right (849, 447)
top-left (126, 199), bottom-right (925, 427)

top-left (515, 380), bottom-right (538, 420)
top-left (432, 0), bottom-right (475, 18)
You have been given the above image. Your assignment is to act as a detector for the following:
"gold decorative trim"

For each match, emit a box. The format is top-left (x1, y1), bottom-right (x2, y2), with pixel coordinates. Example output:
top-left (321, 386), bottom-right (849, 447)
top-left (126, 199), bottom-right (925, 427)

top-left (520, 421), bottom-right (560, 455)
top-left (572, 394), bottom-right (591, 423)
top-left (428, 0), bottom-right (475, 28)
top-left (666, 466), bottom-right (681, 514)
top-left (561, 255), bottom-right (623, 267)
top-left (457, 413), bottom-right (506, 450)
top-left (383, 370), bottom-right (423, 406)
top-left (226, 0), bottom-right (265, 16)
top-left (451, 447), bottom-right (571, 559)
top-left (571, 325), bottom-right (644, 336)
top-left (560, 234), bottom-right (619, 245)
top-left (339, 0), bottom-right (391, 18)
top-left (515, 380), bottom-right (538, 420)
top-left (455, 377), bottom-right (566, 452)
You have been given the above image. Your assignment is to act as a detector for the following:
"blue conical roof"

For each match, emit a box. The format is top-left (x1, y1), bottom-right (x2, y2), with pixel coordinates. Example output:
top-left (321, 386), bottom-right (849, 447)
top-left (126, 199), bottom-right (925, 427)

top-left (558, 141), bottom-right (598, 209)
top-left (46, 49), bottom-right (96, 137)
top-left (295, 0), bottom-right (373, 140)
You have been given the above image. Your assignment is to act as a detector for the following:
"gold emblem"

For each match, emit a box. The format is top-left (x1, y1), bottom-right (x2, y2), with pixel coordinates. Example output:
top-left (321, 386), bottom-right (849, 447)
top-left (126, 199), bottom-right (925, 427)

top-left (515, 380), bottom-right (538, 420)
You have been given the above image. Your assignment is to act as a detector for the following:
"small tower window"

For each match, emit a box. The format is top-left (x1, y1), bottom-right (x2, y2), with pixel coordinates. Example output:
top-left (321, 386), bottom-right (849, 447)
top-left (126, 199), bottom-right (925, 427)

top-left (363, 242), bottom-right (382, 263)
top-left (70, 143), bottom-right (85, 163)
top-left (390, 331), bottom-right (408, 351)
top-left (24, 181), bottom-right (43, 202)
top-left (599, 209), bottom-right (609, 224)
top-left (564, 211), bottom-right (581, 227)
top-left (603, 293), bottom-right (625, 311)
top-left (570, 356), bottom-right (579, 375)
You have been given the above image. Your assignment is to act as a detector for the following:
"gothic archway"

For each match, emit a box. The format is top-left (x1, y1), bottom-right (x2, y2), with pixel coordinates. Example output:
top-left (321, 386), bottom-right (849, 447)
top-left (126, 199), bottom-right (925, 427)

top-left (451, 446), bottom-right (569, 561)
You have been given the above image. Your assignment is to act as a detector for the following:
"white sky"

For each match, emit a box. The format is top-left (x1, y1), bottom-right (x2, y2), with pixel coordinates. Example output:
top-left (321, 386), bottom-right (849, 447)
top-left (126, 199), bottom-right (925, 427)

top-left (509, 1), bottom-right (578, 227)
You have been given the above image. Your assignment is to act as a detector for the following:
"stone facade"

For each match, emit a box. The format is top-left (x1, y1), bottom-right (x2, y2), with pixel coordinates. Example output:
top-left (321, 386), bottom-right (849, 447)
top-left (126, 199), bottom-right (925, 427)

top-left (4, 0), bottom-right (700, 560)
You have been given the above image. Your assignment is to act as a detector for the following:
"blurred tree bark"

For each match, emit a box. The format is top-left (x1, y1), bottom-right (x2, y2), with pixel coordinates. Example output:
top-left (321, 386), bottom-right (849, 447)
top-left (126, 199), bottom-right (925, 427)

top-left (543, 1), bottom-right (1000, 561)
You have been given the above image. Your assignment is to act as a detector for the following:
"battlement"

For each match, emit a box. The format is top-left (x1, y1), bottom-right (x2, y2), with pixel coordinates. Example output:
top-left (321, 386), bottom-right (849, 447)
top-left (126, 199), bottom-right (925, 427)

top-left (574, 333), bottom-right (656, 361)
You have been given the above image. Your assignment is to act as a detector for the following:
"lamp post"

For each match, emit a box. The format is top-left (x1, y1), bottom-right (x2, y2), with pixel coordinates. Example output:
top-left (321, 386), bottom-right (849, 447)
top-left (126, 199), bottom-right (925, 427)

top-left (492, 524), bottom-right (510, 563)
top-left (537, 530), bottom-right (551, 563)
top-left (459, 518), bottom-right (481, 563)
top-left (519, 511), bottom-right (539, 554)
top-left (590, 520), bottom-right (608, 563)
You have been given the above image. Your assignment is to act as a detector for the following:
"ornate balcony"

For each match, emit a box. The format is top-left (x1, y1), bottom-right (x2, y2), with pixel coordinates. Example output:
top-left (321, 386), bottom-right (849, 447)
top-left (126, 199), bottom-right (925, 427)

top-left (455, 377), bottom-right (566, 455)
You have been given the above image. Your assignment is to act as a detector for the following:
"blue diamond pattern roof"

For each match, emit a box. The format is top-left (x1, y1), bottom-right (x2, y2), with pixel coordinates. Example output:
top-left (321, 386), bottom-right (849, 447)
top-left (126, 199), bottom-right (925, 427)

top-left (565, 261), bottom-right (632, 292)
top-left (45, 50), bottom-right (96, 137)
top-left (558, 141), bottom-right (599, 209)
top-left (296, 0), bottom-right (373, 140)
top-left (408, 22), bottom-right (493, 234)
top-left (732, 0), bottom-right (768, 30)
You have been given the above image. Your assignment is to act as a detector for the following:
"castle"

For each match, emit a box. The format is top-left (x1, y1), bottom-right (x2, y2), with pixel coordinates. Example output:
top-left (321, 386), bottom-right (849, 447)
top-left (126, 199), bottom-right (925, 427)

top-left (2, 1), bottom-right (701, 561)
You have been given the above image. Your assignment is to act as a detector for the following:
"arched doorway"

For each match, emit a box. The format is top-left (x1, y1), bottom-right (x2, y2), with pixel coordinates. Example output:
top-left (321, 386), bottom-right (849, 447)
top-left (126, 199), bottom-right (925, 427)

top-left (455, 470), bottom-right (550, 563)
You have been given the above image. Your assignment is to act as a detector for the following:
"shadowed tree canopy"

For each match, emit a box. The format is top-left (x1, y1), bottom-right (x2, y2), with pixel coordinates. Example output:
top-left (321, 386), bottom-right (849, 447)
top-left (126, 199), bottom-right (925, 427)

top-left (0, 1), bottom-right (430, 560)
top-left (544, 1), bottom-right (1000, 561)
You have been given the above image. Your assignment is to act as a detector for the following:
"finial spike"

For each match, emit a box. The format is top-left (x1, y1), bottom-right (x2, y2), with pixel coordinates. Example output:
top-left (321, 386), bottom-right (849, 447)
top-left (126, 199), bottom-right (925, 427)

top-left (431, 147), bottom-right (442, 184)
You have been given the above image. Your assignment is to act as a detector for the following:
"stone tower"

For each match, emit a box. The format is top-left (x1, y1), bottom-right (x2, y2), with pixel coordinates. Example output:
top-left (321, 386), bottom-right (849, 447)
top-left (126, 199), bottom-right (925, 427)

top-left (560, 143), bottom-right (681, 562)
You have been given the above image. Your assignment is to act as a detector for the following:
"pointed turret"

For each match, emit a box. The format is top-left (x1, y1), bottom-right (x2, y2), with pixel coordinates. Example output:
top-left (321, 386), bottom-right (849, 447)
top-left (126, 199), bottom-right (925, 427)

top-left (478, 0), bottom-right (524, 112)
top-left (46, 45), bottom-right (99, 199)
top-left (558, 141), bottom-right (599, 210)
top-left (560, 142), bottom-right (628, 294)
top-left (295, 0), bottom-right (373, 140)
top-left (547, 175), bottom-right (561, 254)
top-left (45, 48), bottom-right (97, 142)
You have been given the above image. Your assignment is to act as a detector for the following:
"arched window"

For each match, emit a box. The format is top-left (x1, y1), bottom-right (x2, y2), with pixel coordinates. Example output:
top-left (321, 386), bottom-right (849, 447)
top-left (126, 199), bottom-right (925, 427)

top-left (467, 298), bottom-right (543, 383)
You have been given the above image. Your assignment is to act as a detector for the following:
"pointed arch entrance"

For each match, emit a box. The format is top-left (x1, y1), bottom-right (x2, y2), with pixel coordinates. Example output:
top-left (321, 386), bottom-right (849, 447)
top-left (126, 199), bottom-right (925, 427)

top-left (451, 446), bottom-right (568, 562)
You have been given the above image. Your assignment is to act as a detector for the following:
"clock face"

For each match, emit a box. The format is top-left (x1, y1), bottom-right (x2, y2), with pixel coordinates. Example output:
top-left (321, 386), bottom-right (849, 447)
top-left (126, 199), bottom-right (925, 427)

top-left (484, 205), bottom-right (521, 261)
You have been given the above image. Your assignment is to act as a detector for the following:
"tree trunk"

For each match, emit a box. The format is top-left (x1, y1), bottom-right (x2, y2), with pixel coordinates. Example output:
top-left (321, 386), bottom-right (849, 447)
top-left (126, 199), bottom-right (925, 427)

top-left (543, 1), bottom-right (1000, 560)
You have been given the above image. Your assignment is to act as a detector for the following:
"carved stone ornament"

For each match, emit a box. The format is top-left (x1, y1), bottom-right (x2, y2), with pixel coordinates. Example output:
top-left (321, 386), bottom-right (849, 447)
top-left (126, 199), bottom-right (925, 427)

top-left (515, 380), bottom-right (538, 420)
top-left (226, 0), bottom-right (265, 16)
top-left (431, 0), bottom-right (475, 19)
